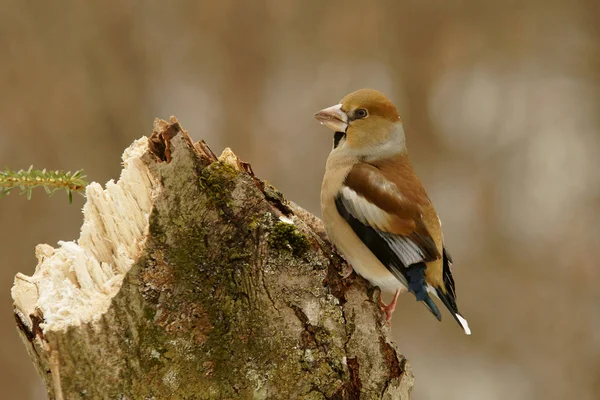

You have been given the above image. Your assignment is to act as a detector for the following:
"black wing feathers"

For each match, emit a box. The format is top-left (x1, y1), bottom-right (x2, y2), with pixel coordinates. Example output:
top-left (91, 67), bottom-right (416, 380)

top-left (335, 195), bottom-right (407, 286)
top-left (443, 248), bottom-right (457, 303)
top-left (335, 195), bottom-right (442, 319)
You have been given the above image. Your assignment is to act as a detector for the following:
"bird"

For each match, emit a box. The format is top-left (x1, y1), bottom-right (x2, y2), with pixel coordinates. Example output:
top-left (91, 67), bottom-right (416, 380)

top-left (315, 88), bottom-right (471, 335)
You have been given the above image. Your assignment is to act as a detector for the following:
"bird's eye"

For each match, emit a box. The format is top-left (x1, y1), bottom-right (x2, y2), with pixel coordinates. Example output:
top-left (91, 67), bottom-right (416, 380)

top-left (355, 109), bottom-right (368, 119)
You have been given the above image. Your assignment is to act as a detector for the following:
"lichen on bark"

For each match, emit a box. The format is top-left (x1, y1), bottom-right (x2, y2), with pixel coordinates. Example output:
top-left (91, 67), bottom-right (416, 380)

top-left (11, 117), bottom-right (414, 399)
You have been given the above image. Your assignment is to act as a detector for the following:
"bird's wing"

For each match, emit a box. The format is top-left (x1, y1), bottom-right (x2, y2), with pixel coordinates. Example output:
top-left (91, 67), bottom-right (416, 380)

top-left (442, 247), bottom-right (457, 300)
top-left (335, 162), bottom-right (441, 284)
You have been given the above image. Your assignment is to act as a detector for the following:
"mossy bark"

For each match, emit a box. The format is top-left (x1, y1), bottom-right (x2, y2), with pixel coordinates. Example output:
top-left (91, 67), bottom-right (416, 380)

top-left (12, 118), bottom-right (414, 399)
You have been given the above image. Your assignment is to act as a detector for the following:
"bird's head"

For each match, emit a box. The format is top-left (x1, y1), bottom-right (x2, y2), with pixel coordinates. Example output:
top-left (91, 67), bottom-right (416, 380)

top-left (314, 89), bottom-right (405, 158)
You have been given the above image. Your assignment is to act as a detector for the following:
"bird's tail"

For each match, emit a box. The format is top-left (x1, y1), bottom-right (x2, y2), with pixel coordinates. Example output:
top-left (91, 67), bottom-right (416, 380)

top-left (405, 263), bottom-right (442, 321)
top-left (432, 249), bottom-right (471, 335)
top-left (434, 289), bottom-right (471, 335)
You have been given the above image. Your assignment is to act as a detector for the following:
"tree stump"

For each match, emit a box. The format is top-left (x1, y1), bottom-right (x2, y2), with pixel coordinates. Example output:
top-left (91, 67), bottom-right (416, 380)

top-left (11, 117), bottom-right (414, 399)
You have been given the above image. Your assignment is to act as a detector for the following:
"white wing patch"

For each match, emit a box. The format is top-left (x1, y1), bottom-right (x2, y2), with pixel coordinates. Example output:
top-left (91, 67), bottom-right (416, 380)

top-left (340, 186), bottom-right (391, 230)
top-left (339, 186), bottom-right (427, 267)
top-left (380, 233), bottom-right (426, 266)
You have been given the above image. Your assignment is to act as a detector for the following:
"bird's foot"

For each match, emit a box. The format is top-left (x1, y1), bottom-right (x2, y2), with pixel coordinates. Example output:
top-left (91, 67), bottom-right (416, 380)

top-left (378, 290), bottom-right (400, 326)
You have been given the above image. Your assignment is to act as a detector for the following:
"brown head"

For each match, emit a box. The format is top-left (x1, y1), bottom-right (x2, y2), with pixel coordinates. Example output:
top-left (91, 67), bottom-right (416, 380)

top-left (315, 89), bottom-right (405, 157)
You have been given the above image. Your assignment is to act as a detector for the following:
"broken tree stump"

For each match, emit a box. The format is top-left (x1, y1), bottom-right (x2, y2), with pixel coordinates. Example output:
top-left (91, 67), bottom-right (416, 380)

top-left (11, 117), bottom-right (413, 399)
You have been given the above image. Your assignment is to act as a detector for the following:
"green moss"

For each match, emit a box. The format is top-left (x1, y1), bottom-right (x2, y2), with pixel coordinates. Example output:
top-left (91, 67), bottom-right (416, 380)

top-left (268, 221), bottom-right (310, 257)
top-left (228, 251), bottom-right (250, 262)
top-left (248, 214), bottom-right (262, 231)
top-left (198, 161), bottom-right (238, 211)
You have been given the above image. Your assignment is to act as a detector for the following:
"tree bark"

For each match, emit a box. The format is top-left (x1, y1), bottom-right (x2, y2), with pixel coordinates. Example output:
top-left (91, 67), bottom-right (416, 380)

top-left (11, 118), bottom-right (414, 399)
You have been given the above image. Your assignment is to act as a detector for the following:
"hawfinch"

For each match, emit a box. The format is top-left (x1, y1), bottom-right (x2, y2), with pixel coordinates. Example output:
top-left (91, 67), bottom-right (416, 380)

top-left (316, 89), bottom-right (471, 335)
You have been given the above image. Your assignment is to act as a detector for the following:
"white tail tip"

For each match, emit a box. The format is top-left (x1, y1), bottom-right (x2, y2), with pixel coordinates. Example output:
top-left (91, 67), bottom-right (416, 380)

top-left (456, 314), bottom-right (472, 335)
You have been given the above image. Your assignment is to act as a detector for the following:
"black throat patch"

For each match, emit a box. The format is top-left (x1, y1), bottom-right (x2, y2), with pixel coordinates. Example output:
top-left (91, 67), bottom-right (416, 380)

top-left (333, 132), bottom-right (345, 148)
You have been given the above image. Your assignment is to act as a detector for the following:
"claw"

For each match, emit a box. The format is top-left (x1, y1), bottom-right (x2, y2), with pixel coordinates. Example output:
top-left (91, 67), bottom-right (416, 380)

top-left (378, 290), bottom-right (400, 326)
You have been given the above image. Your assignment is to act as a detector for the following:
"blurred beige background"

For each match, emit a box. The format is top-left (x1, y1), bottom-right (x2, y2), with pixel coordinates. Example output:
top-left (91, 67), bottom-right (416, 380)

top-left (1, 1), bottom-right (599, 399)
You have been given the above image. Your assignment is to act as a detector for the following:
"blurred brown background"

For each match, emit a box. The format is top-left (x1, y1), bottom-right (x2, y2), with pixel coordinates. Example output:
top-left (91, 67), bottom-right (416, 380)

top-left (1, 1), bottom-right (599, 399)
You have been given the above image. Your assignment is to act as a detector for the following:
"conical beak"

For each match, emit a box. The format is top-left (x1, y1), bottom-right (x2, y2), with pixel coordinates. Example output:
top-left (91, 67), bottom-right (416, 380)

top-left (314, 104), bottom-right (348, 132)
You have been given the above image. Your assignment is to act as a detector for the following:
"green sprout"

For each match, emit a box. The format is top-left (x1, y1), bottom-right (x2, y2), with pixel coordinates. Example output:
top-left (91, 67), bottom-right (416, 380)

top-left (0, 167), bottom-right (88, 203)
